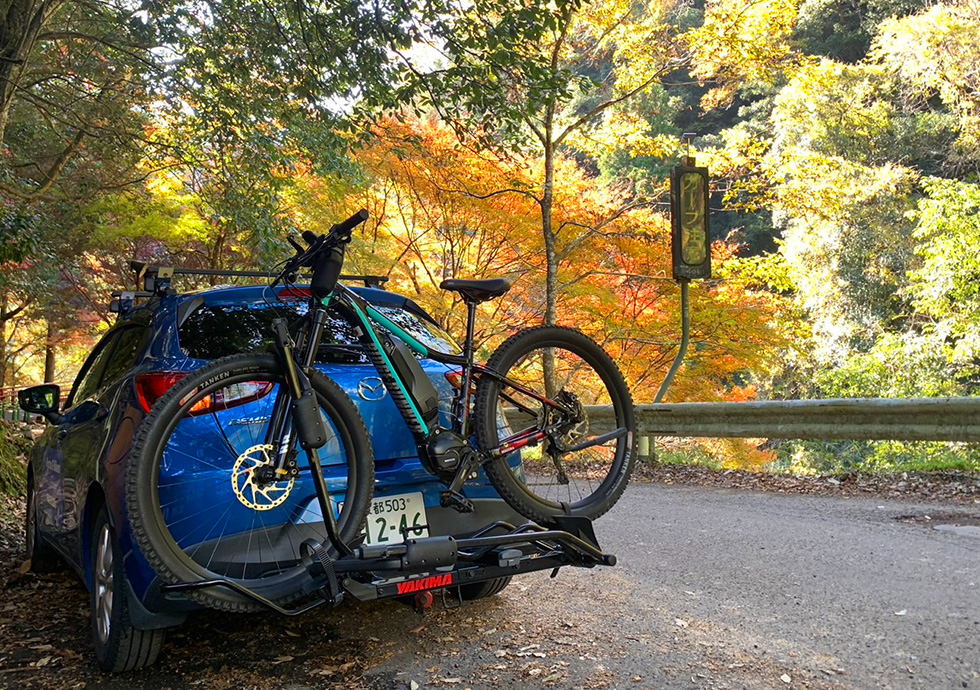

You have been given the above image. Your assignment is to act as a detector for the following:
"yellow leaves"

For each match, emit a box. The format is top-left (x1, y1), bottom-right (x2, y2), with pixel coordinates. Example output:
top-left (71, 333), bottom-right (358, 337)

top-left (565, 110), bottom-right (677, 160)
top-left (686, 0), bottom-right (803, 107)
top-left (871, 2), bottom-right (980, 159)
top-left (772, 59), bottom-right (897, 165)
top-left (872, 3), bottom-right (977, 98)
top-left (769, 148), bottom-right (917, 225)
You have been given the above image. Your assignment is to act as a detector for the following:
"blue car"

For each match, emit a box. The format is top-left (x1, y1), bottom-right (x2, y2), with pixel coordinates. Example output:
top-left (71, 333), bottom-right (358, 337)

top-left (19, 276), bottom-right (522, 671)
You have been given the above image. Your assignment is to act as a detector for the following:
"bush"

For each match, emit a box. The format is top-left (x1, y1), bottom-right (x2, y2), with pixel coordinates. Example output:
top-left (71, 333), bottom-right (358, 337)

top-left (0, 420), bottom-right (30, 497)
top-left (768, 439), bottom-right (980, 474)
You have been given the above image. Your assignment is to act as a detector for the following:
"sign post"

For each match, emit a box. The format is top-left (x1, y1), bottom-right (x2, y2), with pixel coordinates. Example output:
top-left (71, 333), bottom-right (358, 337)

top-left (655, 134), bottom-right (711, 403)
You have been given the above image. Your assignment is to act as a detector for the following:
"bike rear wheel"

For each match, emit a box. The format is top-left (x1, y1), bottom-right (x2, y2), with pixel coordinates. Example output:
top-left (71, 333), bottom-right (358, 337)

top-left (474, 326), bottom-right (635, 523)
top-left (127, 353), bottom-right (374, 612)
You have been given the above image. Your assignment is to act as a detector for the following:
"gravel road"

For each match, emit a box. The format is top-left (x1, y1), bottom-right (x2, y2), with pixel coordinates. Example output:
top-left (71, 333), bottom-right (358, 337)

top-left (1, 481), bottom-right (978, 689)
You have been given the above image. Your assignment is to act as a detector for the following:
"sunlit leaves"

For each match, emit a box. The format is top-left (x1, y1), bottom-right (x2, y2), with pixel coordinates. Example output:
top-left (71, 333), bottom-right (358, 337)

top-left (908, 178), bottom-right (980, 374)
top-left (871, 2), bottom-right (980, 165)
top-left (687, 0), bottom-right (803, 108)
top-left (331, 118), bottom-right (788, 404)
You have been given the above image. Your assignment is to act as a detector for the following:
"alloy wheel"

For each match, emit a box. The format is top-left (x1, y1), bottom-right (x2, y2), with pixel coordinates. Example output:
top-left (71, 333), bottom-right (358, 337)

top-left (94, 523), bottom-right (114, 644)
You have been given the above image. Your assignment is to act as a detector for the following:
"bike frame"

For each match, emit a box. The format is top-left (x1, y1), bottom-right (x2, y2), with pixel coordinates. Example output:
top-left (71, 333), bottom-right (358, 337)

top-left (323, 282), bottom-right (575, 451)
top-left (260, 278), bottom-right (622, 553)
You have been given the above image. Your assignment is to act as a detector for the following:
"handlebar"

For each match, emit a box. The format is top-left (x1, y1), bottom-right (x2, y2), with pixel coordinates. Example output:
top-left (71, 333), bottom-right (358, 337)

top-left (301, 209), bottom-right (369, 248)
top-left (273, 209), bottom-right (370, 292)
top-left (332, 208), bottom-right (370, 237)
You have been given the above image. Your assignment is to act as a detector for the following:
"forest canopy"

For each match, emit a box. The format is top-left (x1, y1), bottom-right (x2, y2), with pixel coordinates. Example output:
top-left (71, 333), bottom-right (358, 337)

top-left (2, 0), bottom-right (978, 471)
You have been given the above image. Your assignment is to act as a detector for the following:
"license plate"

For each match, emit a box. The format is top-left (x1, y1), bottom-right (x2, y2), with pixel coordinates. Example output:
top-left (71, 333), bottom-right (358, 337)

top-left (363, 492), bottom-right (429, 546)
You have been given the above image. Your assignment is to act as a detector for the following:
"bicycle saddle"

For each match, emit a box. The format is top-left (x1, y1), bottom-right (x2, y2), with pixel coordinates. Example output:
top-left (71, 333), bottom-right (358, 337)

top-left (440, 278), bottom-right (512, 303)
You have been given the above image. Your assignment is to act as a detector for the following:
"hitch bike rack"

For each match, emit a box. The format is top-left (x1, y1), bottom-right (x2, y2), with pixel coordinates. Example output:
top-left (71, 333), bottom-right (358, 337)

top-left (159, 516), bottom-right (616, 616)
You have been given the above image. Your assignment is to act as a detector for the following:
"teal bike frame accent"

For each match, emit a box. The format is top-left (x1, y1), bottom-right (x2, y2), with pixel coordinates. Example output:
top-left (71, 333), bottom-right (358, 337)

top-left (334, 292), bottom-right (431, 434)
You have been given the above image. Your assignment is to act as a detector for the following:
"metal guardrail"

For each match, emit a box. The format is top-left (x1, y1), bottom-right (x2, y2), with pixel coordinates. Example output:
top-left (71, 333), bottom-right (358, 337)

top-left (509, 398), bottom-right (980, 460)
top-left (7, 391), bottom-right (978, 443)
top-left (633, 398), bottom-right (980, 442)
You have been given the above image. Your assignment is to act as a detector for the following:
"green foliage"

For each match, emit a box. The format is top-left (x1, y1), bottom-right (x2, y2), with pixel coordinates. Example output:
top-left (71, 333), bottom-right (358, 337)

top-left (717, 251), bottom-right (795, 293)
top-left (770, 439), bottom-right (980, 474)
top-left (794, 0), bottom-right (931, 63)
top-left (653, 445), bottom-right (726, 470)
top-left (0, 420), bottom-right (29, 497)
top-left (814, 332), bottom-right (960, 398)
top-left (906, 178), bottom-right (980, 387)
top-left (871, 3), bottom-right (980, 167)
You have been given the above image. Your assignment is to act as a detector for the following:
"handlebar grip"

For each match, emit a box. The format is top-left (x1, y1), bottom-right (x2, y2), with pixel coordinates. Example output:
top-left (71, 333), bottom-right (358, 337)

top-left (301, 230), bottom-right (319, 246)
top-left (331, 209), bottom-right (369, 236)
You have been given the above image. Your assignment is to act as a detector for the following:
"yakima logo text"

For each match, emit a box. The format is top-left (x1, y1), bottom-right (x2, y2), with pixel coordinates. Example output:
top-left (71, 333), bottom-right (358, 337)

top-left (396, 573), bottom-right (454, 595)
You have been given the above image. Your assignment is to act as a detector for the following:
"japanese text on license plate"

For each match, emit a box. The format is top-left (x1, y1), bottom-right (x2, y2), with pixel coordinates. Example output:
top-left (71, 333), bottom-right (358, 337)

top-left (364, 492), bottom-right (428, 546)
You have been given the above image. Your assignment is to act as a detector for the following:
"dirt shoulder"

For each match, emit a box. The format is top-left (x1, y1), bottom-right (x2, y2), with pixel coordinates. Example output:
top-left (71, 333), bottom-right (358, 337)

top-left (634, 464), bottom-right (980, 505)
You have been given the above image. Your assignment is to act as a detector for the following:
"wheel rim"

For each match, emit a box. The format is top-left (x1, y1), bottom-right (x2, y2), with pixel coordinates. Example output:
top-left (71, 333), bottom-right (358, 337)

top-left (491, 342), bottom-right (629, 510)
top-left (95, 523), bottom-right (114, 644)
top-left (148, 373), bottom-right (358, 585)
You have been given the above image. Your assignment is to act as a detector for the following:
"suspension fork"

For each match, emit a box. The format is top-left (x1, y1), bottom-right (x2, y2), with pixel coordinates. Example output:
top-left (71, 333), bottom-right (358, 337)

top-left (268, 313), bottom-right (353, 557)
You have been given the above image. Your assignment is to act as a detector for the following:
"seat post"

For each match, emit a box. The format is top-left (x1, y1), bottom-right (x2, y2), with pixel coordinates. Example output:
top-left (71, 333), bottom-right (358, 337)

top-left (462, 300), bottom-right (477, 364)
top-left (458, 300), bottom-right (478, 433)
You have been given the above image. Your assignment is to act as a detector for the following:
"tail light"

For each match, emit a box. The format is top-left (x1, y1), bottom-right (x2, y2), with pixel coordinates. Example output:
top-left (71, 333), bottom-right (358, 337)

top-left (135, 373), bottom-right (186, 413)
top-left (184, 381), bottom-right (275, 416)
top-left (445, 370), bottom-right (462, 389)
top-left (136, 373), bottom-right (275, 415)
top-left (277, 287), bottom-right (311, 300)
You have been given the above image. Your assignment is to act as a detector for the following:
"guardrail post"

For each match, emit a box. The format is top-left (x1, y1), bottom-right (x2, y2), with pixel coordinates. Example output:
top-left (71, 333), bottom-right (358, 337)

top-left (636, 435), bottom-right (652, 462)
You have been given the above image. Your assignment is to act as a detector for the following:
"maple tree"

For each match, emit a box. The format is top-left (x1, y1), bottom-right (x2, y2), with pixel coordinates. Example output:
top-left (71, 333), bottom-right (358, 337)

top-left (285, 118), bottom-right (789, 407)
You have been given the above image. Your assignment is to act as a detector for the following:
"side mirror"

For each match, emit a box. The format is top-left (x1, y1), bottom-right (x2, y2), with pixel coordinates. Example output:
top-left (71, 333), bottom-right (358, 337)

top-left (19, 385), bottom-right (64, 424)
top-left (670, 164), bottom-right (711, 281)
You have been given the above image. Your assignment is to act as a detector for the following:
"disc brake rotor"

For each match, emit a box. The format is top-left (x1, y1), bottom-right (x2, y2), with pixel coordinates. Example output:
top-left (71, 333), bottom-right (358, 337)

top-left (231, 444), bottom-right (295, 511)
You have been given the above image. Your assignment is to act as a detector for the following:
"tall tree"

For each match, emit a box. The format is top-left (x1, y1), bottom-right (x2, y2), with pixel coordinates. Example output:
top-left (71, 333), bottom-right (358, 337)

top-left (391, 0), bottom-right (804, 327)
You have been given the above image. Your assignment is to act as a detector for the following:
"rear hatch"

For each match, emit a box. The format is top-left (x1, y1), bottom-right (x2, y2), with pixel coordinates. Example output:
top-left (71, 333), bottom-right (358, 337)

top-left (175, 285), bottom-right (459, 462)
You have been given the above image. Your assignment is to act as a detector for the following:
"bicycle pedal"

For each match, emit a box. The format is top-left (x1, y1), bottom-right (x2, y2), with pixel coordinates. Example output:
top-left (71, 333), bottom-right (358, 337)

top-left (440, 490), bottom-right (474, 513)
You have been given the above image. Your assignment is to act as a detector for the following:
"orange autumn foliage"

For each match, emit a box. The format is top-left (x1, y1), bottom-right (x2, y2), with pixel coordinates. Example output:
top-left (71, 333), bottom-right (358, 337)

top-left (291, 119), bottom-right (789, 416)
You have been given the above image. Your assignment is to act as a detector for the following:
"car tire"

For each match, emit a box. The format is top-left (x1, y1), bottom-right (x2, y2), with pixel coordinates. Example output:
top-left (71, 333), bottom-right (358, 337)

top-left (26, 476), bottom-right (60, 573)
top-left (458, 576), bottom-right (512, 601)
top-left (91, 505), bottom-right (166, 672)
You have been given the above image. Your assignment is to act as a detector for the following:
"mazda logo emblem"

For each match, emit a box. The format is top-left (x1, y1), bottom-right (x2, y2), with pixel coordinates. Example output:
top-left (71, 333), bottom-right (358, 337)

top-left (357, 377), bottom-right (387, 401)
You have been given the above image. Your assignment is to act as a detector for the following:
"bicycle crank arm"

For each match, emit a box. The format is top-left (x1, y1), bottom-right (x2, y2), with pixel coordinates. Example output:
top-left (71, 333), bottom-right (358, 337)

top-left (559, 426), bottom-right (629, 453)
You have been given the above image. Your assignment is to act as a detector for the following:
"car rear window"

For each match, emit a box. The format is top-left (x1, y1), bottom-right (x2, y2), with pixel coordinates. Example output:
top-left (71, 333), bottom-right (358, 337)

top-left (179, 300), bottom-right (459, 363)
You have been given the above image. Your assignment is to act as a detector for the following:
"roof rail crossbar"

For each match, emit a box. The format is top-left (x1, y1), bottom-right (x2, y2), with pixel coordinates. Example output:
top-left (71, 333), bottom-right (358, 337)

top-left (110, 290), bottom-right (155, 315)
top-left (128, 262), bottom-right (390, 292)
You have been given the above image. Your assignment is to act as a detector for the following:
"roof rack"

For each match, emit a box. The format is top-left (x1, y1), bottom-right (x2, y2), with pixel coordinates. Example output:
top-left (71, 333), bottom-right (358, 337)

top-left (129, 261), bottom-right (389, 292)
top-left (110, 262), bottom-right (391, 314)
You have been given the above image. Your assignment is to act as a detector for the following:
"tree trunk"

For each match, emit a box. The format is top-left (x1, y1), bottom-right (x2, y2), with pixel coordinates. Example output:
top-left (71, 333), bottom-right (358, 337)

top-left (0, 294), bottom-right (7, 389)
top-left (542, 140), bottom-right (558, 328)
top-left (43, 320), bottom-right (55, 383)
top-left (0, 0), bottom-right (62, 144)
top-left (540, 135), bottom-right (558, 397)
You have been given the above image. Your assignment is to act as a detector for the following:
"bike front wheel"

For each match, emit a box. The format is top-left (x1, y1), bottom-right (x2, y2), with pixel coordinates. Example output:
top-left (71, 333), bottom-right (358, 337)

top-left (127, 353), bottom-right (374, 612)
top-left (474, 326), bottom-right (636, 523)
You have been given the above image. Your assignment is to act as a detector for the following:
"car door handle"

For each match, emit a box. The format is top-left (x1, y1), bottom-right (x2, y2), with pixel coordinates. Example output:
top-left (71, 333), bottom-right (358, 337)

top-left (57, 428), bottom-right (69, 441)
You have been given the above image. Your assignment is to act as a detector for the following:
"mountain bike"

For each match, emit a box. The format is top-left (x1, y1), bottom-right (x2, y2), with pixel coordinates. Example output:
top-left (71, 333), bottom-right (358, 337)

top-left (126, 209), bottom-right (635, 611)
